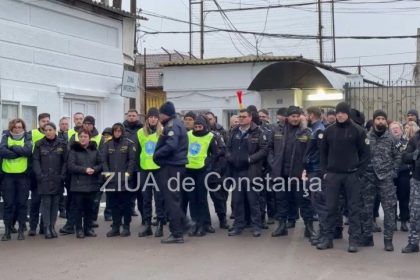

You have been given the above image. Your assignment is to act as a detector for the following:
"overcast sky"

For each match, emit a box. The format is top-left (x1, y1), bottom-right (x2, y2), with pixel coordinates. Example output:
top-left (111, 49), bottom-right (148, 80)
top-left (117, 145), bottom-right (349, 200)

top-left (126, 0), bottom-right (420, 81)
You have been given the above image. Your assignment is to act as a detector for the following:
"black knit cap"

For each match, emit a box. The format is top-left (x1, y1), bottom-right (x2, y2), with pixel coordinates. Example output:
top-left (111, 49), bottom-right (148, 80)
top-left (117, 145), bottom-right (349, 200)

top-left (102, 127), bottom-right (112, 136)
top-left (159, 101), bottom-right (176, 117)
top-left (335, 102), bottom-right (351, 115)
top-left (350, 109), bottom-right (365, 126)
top-left (194, 115), bottom-right (208, 126)
top-left (276, 107), bottom-right (288, 117)
top-left (407, 109), bottom-right (419, 119)
top-left (373, 109), bottom-right (387, 121)
top-left (184, 111), bottom-right (197, 120)
top-left (83, 115), bottom-right (95, 126)
top-left (287, 106), bottom-right (302, 116)
top-left (247, 105), bottom-right (258, 113)
top-left (146, 107), bottom-right (159, 118)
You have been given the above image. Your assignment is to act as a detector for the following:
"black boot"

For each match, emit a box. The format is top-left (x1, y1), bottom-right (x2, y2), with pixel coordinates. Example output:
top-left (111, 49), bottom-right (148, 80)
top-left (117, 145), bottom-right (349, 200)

top-left (402, 243), bottom-right (420, 253)
top-left (10, 225), bottom-right (18, 234)
top-left (271, 220), bottom-right (288, 237)
top-left (304, 221), bottom-right (316, 239)
top-left (106, 226), bottom-right (120, 237)
top-left (195, 226), bottom-right (206, 237)
top-left (59, 224), bottom-right (75, 235)
top-left (219, 216), bottom-right (229, 230)
top-left (39, 227), bottom-right (44, 235)
top-left (28, 228), bottom-right (37, 236)
top-left (155, 221), bottom-right (164, 238)
top-left (84, 229), bottom-right (97, 237)
top-left (121, 225), bottom-right (131, 237)
top-left (348, 240), bottom-right (358, 253)
top-left (188, 223), bottom-right (198, 237)
top-left (138, 223), bottom-right (153, 237)
top-left (359, 236), bottom-right (374, 247)
top-left (51, 226), bottom-right (58, 238)
top-left (287, 220), bottom-right (296, 229)
top-left (228, 227), bottom-right (242, 236)
top-left (261, 216), bottom-right (269, 230)
top-left (76, 230), bottom-right (85, 239)
top-left (204, 224), bottom-right (216, 233)
top-left (1, 226), bottom-right (11, 241)
top-left (17, 227), bottom-right (25, 241)
top-left (317, 239), bottom-right (333, 250)
top-left (384, 239), bottom-right (394, 252)
top-left (91, 221), bottom-right (99, 228)
top-left (400, 221), bottom-right (409, 232)
top-left (161, 234), bottom-right (184, 244)
top-left (44, 226), bottom-right (53, 239)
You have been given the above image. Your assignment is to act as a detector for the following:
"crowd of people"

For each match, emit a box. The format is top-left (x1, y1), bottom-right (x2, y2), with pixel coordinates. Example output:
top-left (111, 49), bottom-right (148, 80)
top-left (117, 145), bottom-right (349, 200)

top-left (1, 100), bottom-right (420, 254)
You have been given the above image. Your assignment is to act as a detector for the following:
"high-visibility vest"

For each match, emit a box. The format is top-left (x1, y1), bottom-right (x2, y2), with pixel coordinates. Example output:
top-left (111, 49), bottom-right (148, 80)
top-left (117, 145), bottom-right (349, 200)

top-left (67, 128), bottom-right (77, 142)
top-left (2, 137), bottom-right (28, 173)
top-left (31, 129), bottom-right (45, 153)
top-left (75, 133), bottom-right (102, 149)
top-left (137, 128), bottom-right (160, 170)
top-left (186, 131), bottom-right (214, 170)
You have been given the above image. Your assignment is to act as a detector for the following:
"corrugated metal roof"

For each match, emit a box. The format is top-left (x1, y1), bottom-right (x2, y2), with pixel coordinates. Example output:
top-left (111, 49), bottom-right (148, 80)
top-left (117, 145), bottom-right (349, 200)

top-left (55, 0), bottom-right (147, 20)
top-left (161, 55), bottom-right (303, 67)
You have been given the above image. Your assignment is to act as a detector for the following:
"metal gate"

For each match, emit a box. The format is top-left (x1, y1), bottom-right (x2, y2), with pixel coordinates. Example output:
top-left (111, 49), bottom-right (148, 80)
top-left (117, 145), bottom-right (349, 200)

top-left (344, 82), bottom-right (420, 123)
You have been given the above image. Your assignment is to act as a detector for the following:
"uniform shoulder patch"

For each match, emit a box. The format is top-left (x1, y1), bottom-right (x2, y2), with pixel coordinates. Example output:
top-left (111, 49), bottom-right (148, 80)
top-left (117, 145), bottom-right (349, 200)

top-left (318, 133), bottom-right (324, 139)
top-left (365, 138), bottom-right (370, 145)
top-left (168, 131), bottom-right (174, 137)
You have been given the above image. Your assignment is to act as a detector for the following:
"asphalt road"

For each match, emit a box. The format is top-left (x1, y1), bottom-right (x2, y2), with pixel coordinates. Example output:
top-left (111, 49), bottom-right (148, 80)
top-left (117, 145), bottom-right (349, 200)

top-left (0, 210), bottom-right (419, 280)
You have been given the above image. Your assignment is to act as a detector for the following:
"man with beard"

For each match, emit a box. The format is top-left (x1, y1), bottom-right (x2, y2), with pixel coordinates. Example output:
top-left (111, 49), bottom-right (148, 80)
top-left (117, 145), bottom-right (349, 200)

top-left (317, 102), bottom-right (369, 253)
top-left (123, 109), bottom-right (143, 218)
top-left (269, 106), bottom-right (315, 239)
top-left (359, 110), bottom-right (400, 251)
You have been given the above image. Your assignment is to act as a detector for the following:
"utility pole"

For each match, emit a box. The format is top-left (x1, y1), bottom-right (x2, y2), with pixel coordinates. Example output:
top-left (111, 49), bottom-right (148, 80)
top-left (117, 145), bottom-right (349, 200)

top-left (317, 0), bottom-right (323, 63)
top-left (189, 1), bottom-right (204, 59)
top-left (200, 0), bottom-right (204, 59)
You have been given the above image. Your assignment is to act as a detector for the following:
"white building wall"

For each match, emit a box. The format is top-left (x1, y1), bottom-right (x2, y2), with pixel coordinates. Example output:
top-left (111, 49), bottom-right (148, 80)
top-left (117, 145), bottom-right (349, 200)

top-left (0, 0), bottom-right (127, 131)
top-left (163, 63), bottom-right (273, 127)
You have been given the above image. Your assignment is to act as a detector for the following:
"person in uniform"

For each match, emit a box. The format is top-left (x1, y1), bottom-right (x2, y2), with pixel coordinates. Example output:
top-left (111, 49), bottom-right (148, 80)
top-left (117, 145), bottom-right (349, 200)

top-left (153, 101), bottom-right (189, 244)
top-left (137, 108), bottom-right (166, 238)
top-left (32, 122), bottom-right (67, 239)
top-left (226, 108), bottom-right (268, 237)
top-left (186, 115), bottom-right (219, 237)
top-left (359, 110), bottom-right (400, 251)
top-left (0, 119), bottom-right (32, 241)
top-left (28, 113), bottom-right (50, 236)
top-left (103, 123), bottom-right (136, 238)
top-left (269, 106), bottom-right (315, 239)
top-left (317, 102), bottom-right (370, 253)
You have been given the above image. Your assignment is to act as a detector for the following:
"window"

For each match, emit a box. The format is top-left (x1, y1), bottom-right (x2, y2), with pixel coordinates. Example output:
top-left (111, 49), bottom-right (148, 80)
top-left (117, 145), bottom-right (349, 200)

top-left (1, 104), bottom-right (19, 131)
top-left (1, 103), bottom-right (37, 131)
top-left (22, 106), bottom-right (37, 131)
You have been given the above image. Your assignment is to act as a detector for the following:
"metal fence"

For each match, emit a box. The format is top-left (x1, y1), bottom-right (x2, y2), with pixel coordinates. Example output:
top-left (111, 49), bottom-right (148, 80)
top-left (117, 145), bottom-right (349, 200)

top-left (344, 82), bottom-right (420, 123)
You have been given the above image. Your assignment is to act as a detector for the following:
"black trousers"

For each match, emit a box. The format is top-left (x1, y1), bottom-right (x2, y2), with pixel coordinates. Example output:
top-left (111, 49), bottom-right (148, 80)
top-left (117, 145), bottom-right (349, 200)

top-left (396, 170), bottom-right (411, 222)
top-left (159, 165), bottom-right (187, 237)
top-left (63, 185), bottom-right (75, 229)
top-left (71, 191), bottom-right (96, 231)
top-left (132, 172), bottom-right (144, 219)
top-left (231, 170), bottom-right (262, 231)
top-left (40, 194), bottom-right (60, 228)
top-left (186, 168), bottom-right (210, 227)
top-left (208, 181), bottom-right (228, 221)
top-left (275, 177), bottom-right (314, 222)
top-left (2, 174), bottom-right (29, 226)
top-left (29, 176), bottom-right (43, 230)
top-left (309, 172), bottom-right (327, 228)
top-left (108, 190), bottom-right (133, 227)
top-left (141, 170), bottom-right (165, 223)
top-left (287, 190), bottom-right (299, 221)
top-left (324, 172), bottom-right (361, 241)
